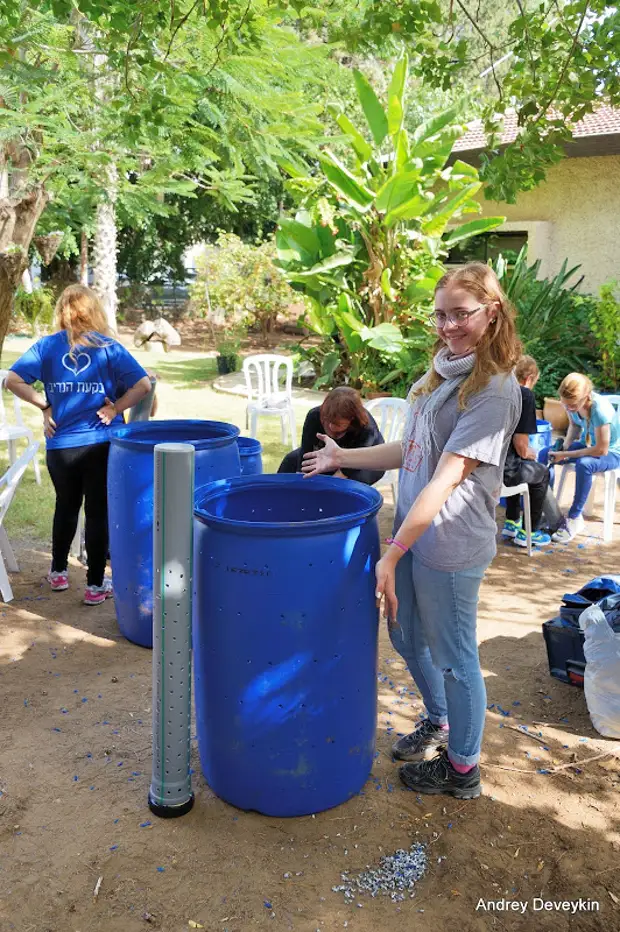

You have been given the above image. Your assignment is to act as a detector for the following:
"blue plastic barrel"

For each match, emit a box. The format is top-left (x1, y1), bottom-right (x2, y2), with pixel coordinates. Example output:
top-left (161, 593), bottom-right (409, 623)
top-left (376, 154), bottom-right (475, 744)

top-left (530, 418), bottom-right (552, 455)
top-left (108, 420), bottom-right (240, 648)
top-left (193, 474), bottom-right (382, 816)
top-left (237, 436), bottom-right (263, 476)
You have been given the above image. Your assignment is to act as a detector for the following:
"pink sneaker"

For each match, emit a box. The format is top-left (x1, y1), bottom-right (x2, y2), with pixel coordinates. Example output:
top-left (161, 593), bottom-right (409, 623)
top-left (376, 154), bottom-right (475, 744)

top-left (48, 570), bottom-right (69, 592)
top-left (83, 578), bottom-right (113, 606)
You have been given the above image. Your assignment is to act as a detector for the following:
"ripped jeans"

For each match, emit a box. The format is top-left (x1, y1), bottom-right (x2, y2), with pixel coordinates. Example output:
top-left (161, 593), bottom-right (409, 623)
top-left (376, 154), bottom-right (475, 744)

top-left (389, 550), bottom-right (488, 767)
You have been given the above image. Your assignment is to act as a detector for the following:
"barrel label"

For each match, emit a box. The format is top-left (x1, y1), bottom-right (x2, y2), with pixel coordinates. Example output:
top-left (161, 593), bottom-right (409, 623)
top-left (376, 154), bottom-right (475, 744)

top-left (226, 565), bottom-right (270, 578)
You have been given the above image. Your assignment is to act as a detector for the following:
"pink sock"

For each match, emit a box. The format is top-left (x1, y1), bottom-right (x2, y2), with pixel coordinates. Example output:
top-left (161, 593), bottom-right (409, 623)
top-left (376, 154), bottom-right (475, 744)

top-left (438, 723), bottom-right (449, 731)
top-left (448, 754), bottom-right (476, 774)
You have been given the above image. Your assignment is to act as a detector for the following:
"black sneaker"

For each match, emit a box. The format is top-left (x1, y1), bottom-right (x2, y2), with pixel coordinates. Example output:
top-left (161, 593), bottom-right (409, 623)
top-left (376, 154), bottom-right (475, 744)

top-left (391, 719), bottom-right (449, 762)
top-left (399, 749), bottom-right (481, 799)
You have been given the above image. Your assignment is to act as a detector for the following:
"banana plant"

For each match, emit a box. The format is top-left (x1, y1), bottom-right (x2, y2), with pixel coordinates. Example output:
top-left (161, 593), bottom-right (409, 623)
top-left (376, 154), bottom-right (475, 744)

top-left (276, 55), bottom-right (504, 375)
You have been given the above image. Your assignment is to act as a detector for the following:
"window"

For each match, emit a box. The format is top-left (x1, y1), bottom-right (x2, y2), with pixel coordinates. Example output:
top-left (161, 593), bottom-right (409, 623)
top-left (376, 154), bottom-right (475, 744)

top-left (446, 231), bottom-right (528, 266)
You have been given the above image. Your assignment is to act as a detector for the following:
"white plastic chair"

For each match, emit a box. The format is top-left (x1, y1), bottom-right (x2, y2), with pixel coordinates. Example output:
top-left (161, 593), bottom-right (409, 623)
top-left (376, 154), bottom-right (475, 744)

top-left (0, 442), bottom-right (40, 602)
top-left (555, 394), bottom-right (620, 543)
top-left (363, 397), bottom-right (409, 502)
top-left (500, 482), bottom-right (533, 556)
top-left (243, 354), bottom-right (297, 450)
top-left (0, 370), bottom-right (41, 485)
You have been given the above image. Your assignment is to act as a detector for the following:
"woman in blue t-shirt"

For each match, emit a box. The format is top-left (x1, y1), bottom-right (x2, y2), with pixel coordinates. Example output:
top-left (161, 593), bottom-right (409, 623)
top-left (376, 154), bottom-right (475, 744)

top-left (540, 372), bottom-right (620, 542)
top-left (7, 285), bottom-right (150, 605)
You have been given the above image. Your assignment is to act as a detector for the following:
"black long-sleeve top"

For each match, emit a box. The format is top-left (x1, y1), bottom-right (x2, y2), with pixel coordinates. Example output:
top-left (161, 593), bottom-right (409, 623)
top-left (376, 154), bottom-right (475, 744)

top-left (300, 406), bottom-right (385, 486)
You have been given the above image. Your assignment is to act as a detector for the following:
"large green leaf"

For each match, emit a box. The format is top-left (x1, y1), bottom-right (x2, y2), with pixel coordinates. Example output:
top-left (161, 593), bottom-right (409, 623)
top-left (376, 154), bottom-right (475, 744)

top-left (333, 295), bottom-right (364, 352)
top-left (388, 55), bottom-right (408, 114)
top-left (360, 322), bottom-right (405, 354)
top-left (421, 183), bottom-right (482, 236)
top-left (387, 55), bottom-right (408, 137)
top-left (314, 351), bottom-right (341, 389)
top-left (334, 112), bottom-right (372, 163)
top-left (410, 108), bottom-right (458, 150)
top-left (375, 169), bottom-right (422, 214)
top-left (289, 251), bottom-right (355, 277)
top-left (410, 127), bottom-right (462, 162)
top-left (353, 69), bottom-right (388, 146)
top-left (394, 128), bottom-right (410, 171)
top-left (384, 192), bottom-right (434, 228)
top-left (304, 298), bottom-right (335, 337)
top-left (277, 219), bottom-right (321, 264)
top-left (319, 151), bottom-right (375, 211)
top-left (443, 216), bottom-right (506, 248)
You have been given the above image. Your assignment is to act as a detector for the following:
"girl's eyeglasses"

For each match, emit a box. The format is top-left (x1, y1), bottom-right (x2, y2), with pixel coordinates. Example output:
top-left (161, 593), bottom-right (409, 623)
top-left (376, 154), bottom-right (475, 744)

top-left (431, 305), bottom-right (488, 328)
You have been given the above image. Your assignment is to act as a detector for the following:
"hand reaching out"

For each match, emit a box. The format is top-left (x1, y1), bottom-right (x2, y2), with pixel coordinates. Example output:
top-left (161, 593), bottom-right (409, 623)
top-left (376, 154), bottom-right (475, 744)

top-left (301, 433), bottom-right (341, 478)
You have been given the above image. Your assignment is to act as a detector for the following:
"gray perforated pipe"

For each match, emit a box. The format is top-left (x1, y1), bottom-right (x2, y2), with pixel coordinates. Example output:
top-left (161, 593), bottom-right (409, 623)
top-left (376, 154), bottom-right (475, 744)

top-left (148, 443), bottom-right (195, 818)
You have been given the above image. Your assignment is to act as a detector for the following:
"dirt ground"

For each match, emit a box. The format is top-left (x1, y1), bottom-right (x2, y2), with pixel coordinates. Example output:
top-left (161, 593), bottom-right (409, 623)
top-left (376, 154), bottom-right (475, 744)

top-left (1, 495), bottom-right (619, 932)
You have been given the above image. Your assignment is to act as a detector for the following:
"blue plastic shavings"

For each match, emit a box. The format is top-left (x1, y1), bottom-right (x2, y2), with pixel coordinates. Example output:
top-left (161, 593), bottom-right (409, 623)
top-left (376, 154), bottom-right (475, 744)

top-left (81, 698), bottom-right (88, 703)
top-left (264, 901), bottom-right (272, 909)
top-left (139, 821), bottom-right (152, 828)
top-left (73, 775), bottom-right (78, 782)
top-left (113, 819), bottom-right (119, 824)
top-left (110, 845), bottom-right (118, 851)
top-left (52, 727), bottom-right (61, 732)
top-left (537, 769), bottom-right (550, 774)
top-left (512, 701), bottom-right (521, 706)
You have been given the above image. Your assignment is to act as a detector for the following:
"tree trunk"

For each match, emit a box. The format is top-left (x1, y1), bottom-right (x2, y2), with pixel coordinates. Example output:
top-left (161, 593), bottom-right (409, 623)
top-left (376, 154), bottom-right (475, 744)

top-left (0, 184), bottom-right (49, 359)
top-left (80, 229), bottom-right (89, 285)
top-left (92, 164), bottom-right (118, 330)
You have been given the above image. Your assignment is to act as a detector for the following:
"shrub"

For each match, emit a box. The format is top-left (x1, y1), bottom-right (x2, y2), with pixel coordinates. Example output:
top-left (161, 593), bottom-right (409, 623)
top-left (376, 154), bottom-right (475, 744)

top-left (13, 286), bottom-right (55, 336)
top-left (190, 232), bottom-right (299, 339)
top-left (590, 282), bottom-right (620, 391)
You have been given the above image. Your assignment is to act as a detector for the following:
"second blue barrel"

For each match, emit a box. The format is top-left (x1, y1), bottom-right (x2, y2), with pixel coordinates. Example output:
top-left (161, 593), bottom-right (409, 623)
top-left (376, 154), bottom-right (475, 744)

top-left (193, 474), bottom-right (382, 816)
top-left (108, 419), bottom-right (240, 648)
top-left (237, 436), bottom-right (263, 476)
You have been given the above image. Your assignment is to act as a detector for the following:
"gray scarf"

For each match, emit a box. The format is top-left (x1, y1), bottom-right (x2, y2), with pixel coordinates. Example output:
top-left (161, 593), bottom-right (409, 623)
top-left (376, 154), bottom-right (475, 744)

top-left (405, 347), bottom-right (475, 483)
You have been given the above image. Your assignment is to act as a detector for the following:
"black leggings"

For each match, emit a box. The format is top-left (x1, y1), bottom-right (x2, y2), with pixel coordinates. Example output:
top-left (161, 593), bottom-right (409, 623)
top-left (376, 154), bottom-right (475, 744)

top-left (46, 443), bottom-right (110, 586)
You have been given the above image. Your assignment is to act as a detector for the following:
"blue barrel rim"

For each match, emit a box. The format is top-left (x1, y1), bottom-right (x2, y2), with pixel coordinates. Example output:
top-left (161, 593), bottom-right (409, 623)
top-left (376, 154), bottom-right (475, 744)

top-left (110, 418), bottom-right (240, 451)
top-left (194, 474), bottom-right (382, 536)
top-left (237, 436), bottom-right (263, 455)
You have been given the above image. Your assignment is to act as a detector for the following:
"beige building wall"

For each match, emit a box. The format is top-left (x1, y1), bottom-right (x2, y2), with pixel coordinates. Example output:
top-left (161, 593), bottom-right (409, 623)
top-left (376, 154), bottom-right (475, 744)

top-left (476, 154), bottom-right (620, 292)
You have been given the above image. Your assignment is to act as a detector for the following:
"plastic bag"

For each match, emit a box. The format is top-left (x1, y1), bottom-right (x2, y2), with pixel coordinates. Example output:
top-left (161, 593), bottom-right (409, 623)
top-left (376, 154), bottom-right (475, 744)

top-left (579, 602), bottom-right (620, 738)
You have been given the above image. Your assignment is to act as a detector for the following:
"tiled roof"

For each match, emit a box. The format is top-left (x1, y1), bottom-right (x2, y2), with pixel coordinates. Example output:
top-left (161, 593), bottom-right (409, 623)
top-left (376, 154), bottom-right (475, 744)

top-left (453, 106), bottom-right (620, 153)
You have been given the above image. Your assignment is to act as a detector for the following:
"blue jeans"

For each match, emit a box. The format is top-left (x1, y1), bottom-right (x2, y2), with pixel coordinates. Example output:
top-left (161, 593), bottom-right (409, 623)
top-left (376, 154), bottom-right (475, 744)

top-left (539, 442), bottom-right (620, 519)
top-left (389, 551), bottom-right (488, 767)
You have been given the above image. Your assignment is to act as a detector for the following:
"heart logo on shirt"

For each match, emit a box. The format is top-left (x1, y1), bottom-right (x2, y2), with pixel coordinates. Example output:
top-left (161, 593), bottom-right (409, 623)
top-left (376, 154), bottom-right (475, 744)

top-left (62, 352), bottom-right (91, 377)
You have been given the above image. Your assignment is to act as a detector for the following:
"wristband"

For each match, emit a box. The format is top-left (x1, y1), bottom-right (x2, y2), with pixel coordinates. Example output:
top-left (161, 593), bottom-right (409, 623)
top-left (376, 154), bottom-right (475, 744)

top-left (384, 537), bottom-right (408, 554)
top-left (42, 403), bottom-right (51, 412)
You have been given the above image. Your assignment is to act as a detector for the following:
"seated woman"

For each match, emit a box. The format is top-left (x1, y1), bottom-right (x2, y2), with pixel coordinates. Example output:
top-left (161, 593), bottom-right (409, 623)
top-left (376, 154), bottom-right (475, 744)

top-left (502, 355), bottom-right (564, 547)
top-left (278, 386), bottom-right (385, 485)
top-left (539, 373), bottom-right (620, 542)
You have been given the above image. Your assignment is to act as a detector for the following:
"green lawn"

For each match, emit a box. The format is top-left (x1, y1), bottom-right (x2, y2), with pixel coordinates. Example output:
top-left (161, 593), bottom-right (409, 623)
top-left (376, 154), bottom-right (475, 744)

top-left (1, 342), bottom-right (314, 547)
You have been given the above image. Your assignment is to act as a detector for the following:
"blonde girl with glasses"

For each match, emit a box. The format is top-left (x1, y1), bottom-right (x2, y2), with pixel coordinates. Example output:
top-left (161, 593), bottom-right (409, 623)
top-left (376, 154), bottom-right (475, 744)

top-left (302, 262), bottom-right (521, 800)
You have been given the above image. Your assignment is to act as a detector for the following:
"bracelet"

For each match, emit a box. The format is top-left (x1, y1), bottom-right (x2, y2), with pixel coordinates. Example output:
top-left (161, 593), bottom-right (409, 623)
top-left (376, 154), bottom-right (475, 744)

top-left (384, 537), bottom-right (408, 554)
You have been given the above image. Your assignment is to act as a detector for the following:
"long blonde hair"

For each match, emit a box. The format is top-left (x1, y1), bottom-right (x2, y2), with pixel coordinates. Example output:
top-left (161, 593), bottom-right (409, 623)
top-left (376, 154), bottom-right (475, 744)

top-left (558, 373), bottom-right (594, 411)
top-left (55, 285), bottom-right (113, 359)
top-left (414, 262), bottom-right (521, 408)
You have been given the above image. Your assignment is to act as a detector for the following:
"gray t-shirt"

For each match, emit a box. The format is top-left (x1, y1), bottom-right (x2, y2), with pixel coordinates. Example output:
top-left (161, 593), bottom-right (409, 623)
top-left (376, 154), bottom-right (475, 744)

top-left (395, 371), bottom-right (522, 572)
